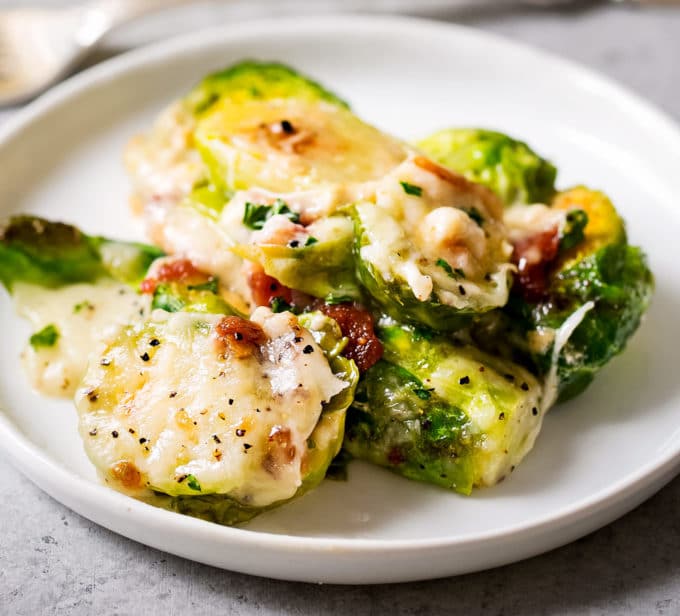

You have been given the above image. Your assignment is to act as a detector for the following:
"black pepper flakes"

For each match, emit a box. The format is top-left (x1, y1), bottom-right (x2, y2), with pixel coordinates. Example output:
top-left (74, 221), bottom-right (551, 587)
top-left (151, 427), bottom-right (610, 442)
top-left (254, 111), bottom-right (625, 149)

top-left (140, 352), bottom-right (150, 362)
top-left (235, 429), bottom-right (246, 437)
top-left (499, 412), bottom-right (506, 420)
top-left (228, 398), bottom-right (234, 406)
top-left (100, 358), bottom-right (111, 367)
top-left (504, 373), bottom-right (515, 382)
top-left (281, 119), bottom-right (295, 134)
top-left (139, 437), bottom-right (147, 444)
top-left (459, 376), bottom-right (470, 385)
top-left (532, 407), bottom-right (539, 416)
top-left (458, 285), bottom-right (466, 296)
top-left (243, 443), bottom-right (252, 451)
top-left (234, 332), bottom-right (244, 341)
top-left (302, 345), bottom-right (314, 354)
top-left (111, 431), bottom-right (119, 438)
top-left (169, 391), bottom-right (177, 398)
top-left (149, 338), bottom-right (160, 347)
top-left (128, 428), bottom-right (135, 434)
top-left (288, 240), bottom-right (300, 248)
top-left (520, 382), bottom-right (529, 391)
top-left (88, 429), bottom-right (97, 436)
top-left (211, 434), bottom-right (221, 444)
top-left (294, 336), bottom-right (303, 343)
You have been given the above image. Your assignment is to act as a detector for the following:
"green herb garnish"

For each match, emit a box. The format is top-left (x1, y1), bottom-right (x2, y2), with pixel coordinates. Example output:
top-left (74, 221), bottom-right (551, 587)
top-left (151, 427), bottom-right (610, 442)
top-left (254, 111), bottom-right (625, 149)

top-left (186, 474), bottom-right (202, 492)
top-left (30, 324), bottom-right (59, 349)
top-left (305, 236), bottom-right (318, 246)
top-left (270, 297), bottom-right (292, 313)
top-left (400, 181), bottom-right (423, 197)
top-left (187, 278), bottom-right (219, 294)
top-left (464, 207), bottom-right (484, 227)
top-left (436, 259), bottom-right (465, 279)
top-left (242, 198), bottom-right (300, 230)
top-left (413, 387), bottom-right (434, 400)
top-left (73, 301), bottom-right (94, 313)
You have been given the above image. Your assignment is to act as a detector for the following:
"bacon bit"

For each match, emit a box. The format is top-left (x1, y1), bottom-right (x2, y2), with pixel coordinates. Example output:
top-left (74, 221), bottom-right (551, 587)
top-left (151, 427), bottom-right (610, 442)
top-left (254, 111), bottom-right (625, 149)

top-left (140, 258), bottom-right (209, 294)
top-left (263, 426), bottom-right (297, 477)
top-left (314, 302), bottom-right (383, 373)
top-left (512, 227), bottom-right (560, 301)
top-left (247, 266), bottom-right (294, 308)
top-left (110, 461), bottom-right (142, 489)
top-left (214, 315), bottom-right (266, 359)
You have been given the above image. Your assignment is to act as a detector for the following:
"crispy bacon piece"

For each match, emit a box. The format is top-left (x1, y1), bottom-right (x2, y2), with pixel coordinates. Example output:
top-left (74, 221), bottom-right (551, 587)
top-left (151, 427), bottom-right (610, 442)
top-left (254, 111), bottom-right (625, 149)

top-left (512, 228), bottom-right (560, 301)
top-left (247, 266), bottom-right (294, 308)
top-left (140, 258), bottom-right (208, 294)
top-left (214, 315), bottom-right (266, 359)
top-left (315, 302), bottom-right (383, 373)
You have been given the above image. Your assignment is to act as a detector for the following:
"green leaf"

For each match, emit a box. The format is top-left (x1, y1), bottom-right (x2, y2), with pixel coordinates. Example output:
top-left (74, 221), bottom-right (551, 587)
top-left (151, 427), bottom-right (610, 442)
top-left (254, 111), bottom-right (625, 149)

top-left (400, 181), bottom-right (423, 197)
top-left (186, 474), bottom-right (202, 492)
top-left (242, 199), bottom-right (300, 230)
top-left (30, 324), bottom-right (59, 349)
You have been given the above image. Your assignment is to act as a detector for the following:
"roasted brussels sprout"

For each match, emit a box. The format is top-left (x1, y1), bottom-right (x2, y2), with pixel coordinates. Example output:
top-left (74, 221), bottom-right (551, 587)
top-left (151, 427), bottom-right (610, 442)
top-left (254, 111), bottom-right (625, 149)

top-left (76, 307), bottom-right (357, 526)
top-left (185, 61), bottom-right (349, 117)
top-left (504, 187), bottom-right (653, 402)
top-left (0, 215), bottom-right (163, 291)
top-left (192, 62), bottom-right (407, 194)
top-left (232, 215), bottom-right (361, 302)
top-left (344, 323), bottom-right (544, 493)
top-left (417, 128), bottom-right (557, 205)
top-left (351, 156), bottom-right (514, 330)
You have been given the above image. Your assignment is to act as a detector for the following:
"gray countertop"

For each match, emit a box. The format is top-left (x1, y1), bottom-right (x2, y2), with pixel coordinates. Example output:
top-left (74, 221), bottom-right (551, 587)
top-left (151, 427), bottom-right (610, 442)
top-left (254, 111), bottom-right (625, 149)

top-left (1, 2), bottom-right (679, 614)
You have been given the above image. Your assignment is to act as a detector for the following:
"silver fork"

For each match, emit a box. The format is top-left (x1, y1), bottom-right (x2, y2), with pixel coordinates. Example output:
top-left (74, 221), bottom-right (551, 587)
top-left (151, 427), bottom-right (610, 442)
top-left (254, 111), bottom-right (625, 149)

top-left (0, 0), bottom-right (676, 108)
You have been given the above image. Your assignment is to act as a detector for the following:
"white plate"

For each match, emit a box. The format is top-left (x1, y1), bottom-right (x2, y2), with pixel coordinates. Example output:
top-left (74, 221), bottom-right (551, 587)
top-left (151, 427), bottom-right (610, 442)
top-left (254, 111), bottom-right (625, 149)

top-left (1, 15), bottom-right (679, 585)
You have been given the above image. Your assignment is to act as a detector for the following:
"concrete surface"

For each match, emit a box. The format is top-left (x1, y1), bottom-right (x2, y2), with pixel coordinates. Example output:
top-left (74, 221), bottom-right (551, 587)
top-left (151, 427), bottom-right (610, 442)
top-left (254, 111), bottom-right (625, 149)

top-left (1, 1), bottom-right (679, 614)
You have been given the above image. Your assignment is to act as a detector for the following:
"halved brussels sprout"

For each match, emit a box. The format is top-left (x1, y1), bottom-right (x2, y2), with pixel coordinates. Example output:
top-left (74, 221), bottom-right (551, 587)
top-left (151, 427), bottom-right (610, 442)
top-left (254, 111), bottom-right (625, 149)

top-left (351, 157), bottom-right (514, 330)
top-left (77, 308), bottom-right (358, 526)
top-left (232, 215), bottom-right (361, 302)
top-left (416, 128), bottom-right (557, 205)
top-left (187, 60), bottom-right (405, 195)
top-left (504, 187), bottom-right (653, 402)
top-left (344, 323), bottom-right (544, 493)
top-left (0, 215), bottom-right (163, 291)
top-left (185, 61), bottom-right (349, 117)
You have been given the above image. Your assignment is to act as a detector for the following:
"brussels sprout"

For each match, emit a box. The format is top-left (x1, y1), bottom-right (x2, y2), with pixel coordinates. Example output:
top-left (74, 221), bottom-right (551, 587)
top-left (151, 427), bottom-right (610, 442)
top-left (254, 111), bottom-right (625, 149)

top-left (416, 128), bottom-right (557, 205)
top-left (0, 215), bottom-right (163, 291)
top-left (344, 323), bottom-right (544, 493)
top-left (352, 200), bottom-right (513, 331)
top-left (192, 63), bottom-right (406, 194)
top-left (504, 188), bottom-right (653, 402)
top-left (77, 308), bottom-right (358, 526)
top-left (232, 215), bottom-right (362, 302)
top-left (185, 61), bottom-right (349, 117)
top-left (551, 186), bottom-right (626, 265)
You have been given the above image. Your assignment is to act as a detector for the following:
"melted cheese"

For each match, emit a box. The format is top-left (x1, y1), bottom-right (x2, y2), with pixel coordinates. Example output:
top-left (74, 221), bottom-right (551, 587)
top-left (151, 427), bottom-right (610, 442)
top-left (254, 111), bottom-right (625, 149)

top-left (541, 301), bottom-right (595, 412)
top-left (76, 307), bottom-right (347, 507)
top-left (15, 282), bottom-right (148, 398)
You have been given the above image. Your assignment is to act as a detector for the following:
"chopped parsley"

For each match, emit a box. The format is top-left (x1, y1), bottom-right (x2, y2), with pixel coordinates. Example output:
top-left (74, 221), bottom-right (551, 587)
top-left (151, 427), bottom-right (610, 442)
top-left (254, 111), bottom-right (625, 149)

top-left (270, 297), bottom-right (292, 313)
top-left (242, 198), bottom-right (300, 230)
top-left (464, 207), bottom-right (484, 227)
top-left (435, 259), bottom-right (465, 279)
top-left (413, 387), bottom-right (434, 400)
top-left (400, 181), bottom-right (423, 197)
top-left (186, 474), bottom-right (202, 492)
top-left (187, 278), bottom-right (219, 293)
top-left (29, 324), bottom-right (59, 349)
top-left (73, 301), bottom-right (94, 313)
top-left (305, 236), bottom-right (318, 246)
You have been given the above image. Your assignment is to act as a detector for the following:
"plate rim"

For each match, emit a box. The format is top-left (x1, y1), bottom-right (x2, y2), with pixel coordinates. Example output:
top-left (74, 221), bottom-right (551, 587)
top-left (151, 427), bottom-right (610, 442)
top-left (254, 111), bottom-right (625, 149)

top-left (0, 13), bottom-right (678, 558)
